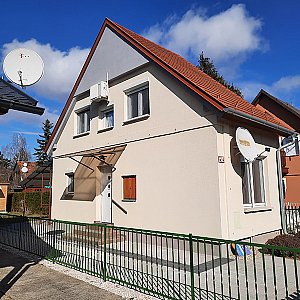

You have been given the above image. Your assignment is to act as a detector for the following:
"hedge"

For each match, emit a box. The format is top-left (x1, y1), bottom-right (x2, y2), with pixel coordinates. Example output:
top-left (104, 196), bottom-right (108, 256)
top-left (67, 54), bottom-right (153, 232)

top-left (10, 191), bottom-right (50, 215)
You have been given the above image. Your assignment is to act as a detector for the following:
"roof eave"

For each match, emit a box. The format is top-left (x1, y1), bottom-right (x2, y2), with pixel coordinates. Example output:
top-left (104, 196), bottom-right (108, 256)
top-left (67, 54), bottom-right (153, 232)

top-left (224, 107), bottom-right (295, 136)
top-left (0, 99), bottom-right (45, 115)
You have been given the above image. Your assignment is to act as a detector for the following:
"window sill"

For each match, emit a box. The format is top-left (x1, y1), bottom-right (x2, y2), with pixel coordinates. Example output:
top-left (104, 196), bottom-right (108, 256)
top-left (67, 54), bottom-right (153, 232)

top-left (123, 114), bottom-right (150, 125)
top-left (244, 206), bottom-right (273, 214)
top-left (122, 199), bottom-right (136, 202)
top-left (73, 131), bottom-right (90, 139)
top-left (97, 127), bottom-right (114, 133)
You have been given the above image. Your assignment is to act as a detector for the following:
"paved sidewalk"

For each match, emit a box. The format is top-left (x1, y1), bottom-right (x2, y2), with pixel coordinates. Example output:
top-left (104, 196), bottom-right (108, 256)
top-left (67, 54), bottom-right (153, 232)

top-left (0, 248), bottom-right (123, 300)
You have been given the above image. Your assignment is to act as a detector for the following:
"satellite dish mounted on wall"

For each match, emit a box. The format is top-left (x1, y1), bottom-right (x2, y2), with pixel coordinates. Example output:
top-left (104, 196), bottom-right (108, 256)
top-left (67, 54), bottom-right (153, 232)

top-left (236, 127), bottom-right (258, 162)
top-left (3, 48), bottom-right (44, 88)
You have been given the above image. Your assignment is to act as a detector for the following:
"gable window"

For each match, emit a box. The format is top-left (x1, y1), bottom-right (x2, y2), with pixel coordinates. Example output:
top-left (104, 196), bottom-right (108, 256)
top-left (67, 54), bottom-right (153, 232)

top-left (99, 107), bottom-right (114, 131)
top-left (122, 175), bottom-right (136, 201)
top-left (66, 172), bottom-right (74, 194)
top-left (241, 158), bottom-right (266, 207)
top-left (77, 108), bottom-right (90, 135)
top-left (126, 86), bottom-right (149, 120)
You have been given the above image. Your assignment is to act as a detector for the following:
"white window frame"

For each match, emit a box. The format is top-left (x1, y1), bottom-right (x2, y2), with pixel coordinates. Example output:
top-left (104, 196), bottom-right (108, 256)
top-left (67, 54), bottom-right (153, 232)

top-left (65, 172), bottom-right (74, 194)
top-left (241, 157), bottom-right (266, 208)
top-left (98, 106), bottom-right (114, 131)
top-left (75, 106), bottom-right (90, 136)
top-left (124, 83), bottom-right (149, 121)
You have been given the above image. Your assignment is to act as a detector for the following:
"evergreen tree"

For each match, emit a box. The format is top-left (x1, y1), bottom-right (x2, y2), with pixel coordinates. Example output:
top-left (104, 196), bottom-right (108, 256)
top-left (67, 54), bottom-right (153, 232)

top-left (34, 119), bottom-right (53, 164)
top-left (197, 52), bottom-right (243, 98)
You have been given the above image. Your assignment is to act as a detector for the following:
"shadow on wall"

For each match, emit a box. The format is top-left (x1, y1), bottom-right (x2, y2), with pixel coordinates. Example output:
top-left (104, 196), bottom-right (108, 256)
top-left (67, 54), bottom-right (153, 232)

top-left (60, 156), bottom-right (97, 201)
top-left (0, 214), bottom-right (62, 299)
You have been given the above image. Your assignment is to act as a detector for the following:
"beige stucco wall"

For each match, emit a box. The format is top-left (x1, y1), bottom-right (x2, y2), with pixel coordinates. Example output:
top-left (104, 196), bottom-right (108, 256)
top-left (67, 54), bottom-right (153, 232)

top-left (51, 64), bottom-right (223, 236)
top-left (51, 62), bottom-right (282, 240)
top-left (216, 122), bottom-right (281, 240)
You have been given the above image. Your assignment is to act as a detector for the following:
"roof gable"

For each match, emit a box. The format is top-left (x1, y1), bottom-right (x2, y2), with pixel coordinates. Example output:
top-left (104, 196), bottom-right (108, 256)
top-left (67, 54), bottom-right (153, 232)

top-left (252, 89), bottom-right (300, 132)
top-left (46, 18), bottom-right (293, 153)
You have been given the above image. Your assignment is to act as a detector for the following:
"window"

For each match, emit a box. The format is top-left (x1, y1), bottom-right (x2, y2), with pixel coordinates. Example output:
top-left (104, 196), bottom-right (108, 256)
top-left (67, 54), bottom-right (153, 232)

top-left (66, 172), bottom-right (74, 194)
top-left (122, 175), bottom-right (136, 201)
top-left (99, 108), bottom-right (114, 130)
top-left (127, 86), bottom-right (149, 120)
top-left (77, 108), bottom-right (90, 134)
top-left (241, 158), bottom-right (265, 207)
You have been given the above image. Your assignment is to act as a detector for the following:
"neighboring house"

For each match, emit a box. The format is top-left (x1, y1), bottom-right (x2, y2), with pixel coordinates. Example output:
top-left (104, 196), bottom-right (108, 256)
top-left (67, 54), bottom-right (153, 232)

top-left (20, 160), bottom-right (52, 192)
top-left (0, 78), bottom-right (44, 116)
top-left (252, 89), bottom-right (300, 205)
top-left (0, 183), bottom-right (9, 212)
top-left (10, 161), bottom-right (37, 191)
top-left (46, 19), bottom-right (295, 241)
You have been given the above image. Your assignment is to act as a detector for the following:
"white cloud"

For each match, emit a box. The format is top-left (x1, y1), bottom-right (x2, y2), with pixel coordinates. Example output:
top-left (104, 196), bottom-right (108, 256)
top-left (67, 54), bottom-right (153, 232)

top-left (273, 76), bottom-right (300, 92)
top-left (239, 75), bottom-right (300, 107)
top-left (1, 39), bottom-right (90, 101)
top-left (11, 131), bottom-right (41, 135)
top-left (143, 4), bottom-right (265, 76)
top-left (0, 103), bottom-right (59, 127)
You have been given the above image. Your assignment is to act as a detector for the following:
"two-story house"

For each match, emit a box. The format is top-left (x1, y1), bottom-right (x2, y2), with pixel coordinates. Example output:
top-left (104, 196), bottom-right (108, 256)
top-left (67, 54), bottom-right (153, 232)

top-left (45, 19), bottom-right (295, 241)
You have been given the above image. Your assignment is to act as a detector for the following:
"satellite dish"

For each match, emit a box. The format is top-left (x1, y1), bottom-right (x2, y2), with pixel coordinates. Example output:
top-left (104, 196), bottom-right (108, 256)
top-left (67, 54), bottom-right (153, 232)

top-left (3, 48), bottom-right (44, 87)
top-left (23, 162), bottom-right (28, 167)
top-left (21, 166), bottom-right (28, 173)
top-left (236, 127), bottom-right (258, 162)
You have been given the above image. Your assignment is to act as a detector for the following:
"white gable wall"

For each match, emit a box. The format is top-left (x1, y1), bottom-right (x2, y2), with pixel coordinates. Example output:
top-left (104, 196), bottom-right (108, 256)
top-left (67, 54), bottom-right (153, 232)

top-left (76, 27), bottom-right (149, 95)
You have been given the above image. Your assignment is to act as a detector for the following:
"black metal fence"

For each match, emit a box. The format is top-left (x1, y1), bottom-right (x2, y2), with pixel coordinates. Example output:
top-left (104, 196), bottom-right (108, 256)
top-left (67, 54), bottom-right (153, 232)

top-left (0, 213), bottom-right (300, 299)
top-left (285, 204), bottom-right (300, 234)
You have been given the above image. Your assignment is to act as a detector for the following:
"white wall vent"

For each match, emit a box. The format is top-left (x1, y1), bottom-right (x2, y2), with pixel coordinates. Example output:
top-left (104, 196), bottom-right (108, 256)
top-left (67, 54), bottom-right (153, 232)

top-left (90, 81), bottom-right (108, 102)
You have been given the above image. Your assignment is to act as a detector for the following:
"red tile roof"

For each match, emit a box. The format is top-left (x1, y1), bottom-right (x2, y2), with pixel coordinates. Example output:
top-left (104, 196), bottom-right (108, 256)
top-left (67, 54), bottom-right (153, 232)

top-left (15, 161), bottom-right (37, 177)
top-left (110, 20), bottom-right (291, 130)
top-left (45, 19), bottom-right (292, 152)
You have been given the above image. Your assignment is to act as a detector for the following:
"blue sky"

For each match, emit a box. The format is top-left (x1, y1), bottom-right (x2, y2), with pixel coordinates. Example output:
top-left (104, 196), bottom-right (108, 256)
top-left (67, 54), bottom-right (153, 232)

top-left (1, 0), bottom-right (300, 157)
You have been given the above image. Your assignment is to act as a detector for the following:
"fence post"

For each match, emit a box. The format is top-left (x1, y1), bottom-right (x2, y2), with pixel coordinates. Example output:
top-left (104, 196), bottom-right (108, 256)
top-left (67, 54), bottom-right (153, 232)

top-left (189, 233), bottom-right (195, 300)
top-left (103, 225), bottom-right (107, 281)
top-left (52, 219), bottom-right (56, 262)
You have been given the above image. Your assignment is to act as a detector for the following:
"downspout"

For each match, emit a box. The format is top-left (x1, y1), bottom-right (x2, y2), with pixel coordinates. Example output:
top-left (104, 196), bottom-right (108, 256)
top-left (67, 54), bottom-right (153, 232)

top-left (276, 134), bottom-right (298, 234)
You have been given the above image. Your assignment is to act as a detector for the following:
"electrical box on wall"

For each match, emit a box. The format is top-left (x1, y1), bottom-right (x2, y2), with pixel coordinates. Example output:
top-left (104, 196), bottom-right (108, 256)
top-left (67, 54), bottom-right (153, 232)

top-left (90, 81), bottom-right (108, 102)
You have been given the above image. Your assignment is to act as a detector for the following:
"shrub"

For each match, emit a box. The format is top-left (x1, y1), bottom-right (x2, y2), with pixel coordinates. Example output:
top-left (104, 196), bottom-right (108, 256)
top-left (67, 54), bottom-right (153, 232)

top-left (265, 234), bottom-right (300, 258)
top-left (11, 191), bottom-right (50, 215)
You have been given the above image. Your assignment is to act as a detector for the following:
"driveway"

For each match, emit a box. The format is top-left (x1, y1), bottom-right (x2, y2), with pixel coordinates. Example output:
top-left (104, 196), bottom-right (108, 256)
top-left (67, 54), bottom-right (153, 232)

top-left (0, 248), bottom-right (123, 300)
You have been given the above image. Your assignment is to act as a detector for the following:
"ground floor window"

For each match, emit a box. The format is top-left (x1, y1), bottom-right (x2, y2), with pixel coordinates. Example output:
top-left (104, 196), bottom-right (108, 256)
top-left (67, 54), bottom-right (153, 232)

top-left (122, 175), bottom-right (136, 201)
top-left (66, 172), bottom-right (74, 194)
top-left (241, 158), bottom-right (266, 207)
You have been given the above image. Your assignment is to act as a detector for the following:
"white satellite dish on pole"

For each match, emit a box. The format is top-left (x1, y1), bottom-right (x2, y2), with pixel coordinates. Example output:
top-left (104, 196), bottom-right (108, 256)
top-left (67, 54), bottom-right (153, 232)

top-left (21, 162), bottom-right (28, 173)
top-left (236, 127), bottom-right (258, 162)
top-left (21, 166), bottom-right (28, 173)
top-left (3, 48), bottom-right (44, 87)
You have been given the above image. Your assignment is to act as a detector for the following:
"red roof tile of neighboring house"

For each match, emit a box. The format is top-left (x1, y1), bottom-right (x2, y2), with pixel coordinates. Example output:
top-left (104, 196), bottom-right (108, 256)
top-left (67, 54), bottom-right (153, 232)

top-left (16, 161), bottom-right (37, 177)
top-left (45, 19), bottom-right (293, 153)
top-left (110, 20), bottom-right (291, 130)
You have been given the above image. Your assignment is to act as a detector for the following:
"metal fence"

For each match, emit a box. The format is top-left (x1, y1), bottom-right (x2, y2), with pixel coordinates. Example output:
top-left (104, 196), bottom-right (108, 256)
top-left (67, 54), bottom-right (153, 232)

top-left (285, 204), bottom-right (300, 234)
top-left (0, 213), bottom-right (300, 299)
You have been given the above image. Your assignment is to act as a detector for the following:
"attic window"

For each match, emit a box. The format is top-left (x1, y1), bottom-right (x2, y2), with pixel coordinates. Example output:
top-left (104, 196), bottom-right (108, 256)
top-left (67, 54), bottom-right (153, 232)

top-left (126, 85), bottom-right (149, 120)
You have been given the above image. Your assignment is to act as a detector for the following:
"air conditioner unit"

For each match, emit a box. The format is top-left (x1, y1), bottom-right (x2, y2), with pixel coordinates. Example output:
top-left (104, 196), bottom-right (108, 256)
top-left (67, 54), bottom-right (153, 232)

top-left (90, 81), bottom-right (108, 102)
